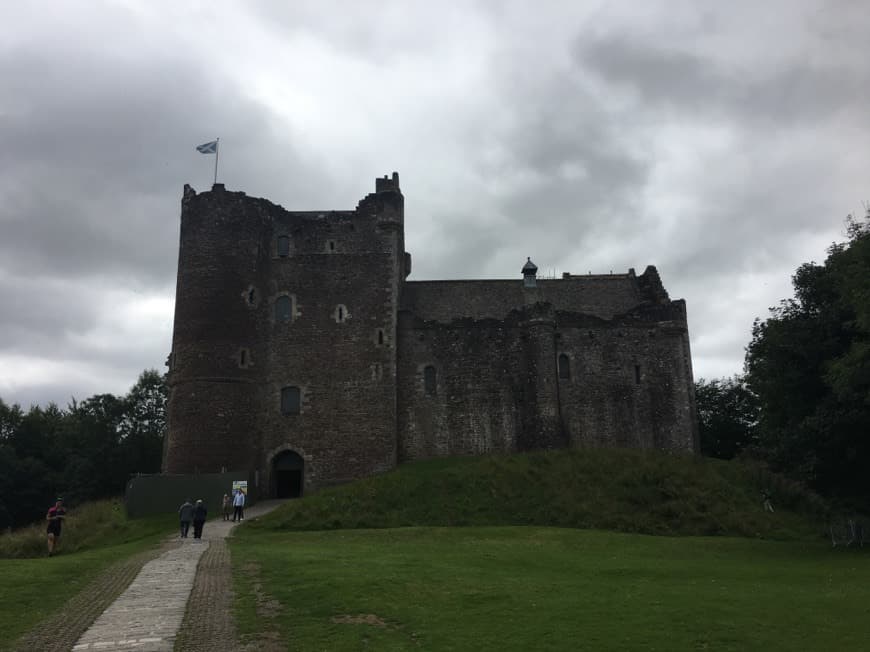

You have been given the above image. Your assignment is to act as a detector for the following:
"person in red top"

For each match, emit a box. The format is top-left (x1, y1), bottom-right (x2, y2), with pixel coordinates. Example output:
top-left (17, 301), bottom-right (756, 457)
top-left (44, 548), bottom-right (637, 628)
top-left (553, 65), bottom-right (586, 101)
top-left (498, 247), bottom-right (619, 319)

top-left (46, 498), bottom-right (66, 556)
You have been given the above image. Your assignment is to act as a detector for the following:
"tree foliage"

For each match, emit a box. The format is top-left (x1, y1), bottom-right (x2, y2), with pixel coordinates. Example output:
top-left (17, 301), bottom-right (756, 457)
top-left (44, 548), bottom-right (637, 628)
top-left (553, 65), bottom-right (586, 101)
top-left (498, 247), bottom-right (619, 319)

top-left (744, 211), bottom-right (870, 501)
top-left (695, 377), bottom-right (758, 460)
top-left (0, 369), bottom-right (167, 529)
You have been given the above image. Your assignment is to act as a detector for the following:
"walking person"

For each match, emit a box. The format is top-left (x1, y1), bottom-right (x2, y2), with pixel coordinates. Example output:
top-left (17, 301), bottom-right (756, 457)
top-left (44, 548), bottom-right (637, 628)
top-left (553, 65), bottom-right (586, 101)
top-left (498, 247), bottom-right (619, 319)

top-left (233, 489), bottom-right (246, 522)
top-left (46, 498), bottom-right (66, 557)
top-left (192, 499), bottom-right (208, 540)
top-left (178, 498), bottom-right (194, 538)
top-left (222, 493), bottom-right (231, 521)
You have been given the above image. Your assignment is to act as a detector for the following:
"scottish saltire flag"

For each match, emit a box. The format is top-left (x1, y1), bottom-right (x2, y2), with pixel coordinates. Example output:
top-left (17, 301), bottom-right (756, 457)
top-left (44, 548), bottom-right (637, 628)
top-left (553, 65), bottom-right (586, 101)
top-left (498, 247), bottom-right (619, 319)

top-left (196, 140), bottom-right (218, 154)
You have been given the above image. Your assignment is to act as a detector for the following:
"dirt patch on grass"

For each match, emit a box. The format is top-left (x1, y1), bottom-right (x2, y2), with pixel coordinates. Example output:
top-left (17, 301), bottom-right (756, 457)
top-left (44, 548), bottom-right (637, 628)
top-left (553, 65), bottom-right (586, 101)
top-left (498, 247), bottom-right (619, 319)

top-left (10, 538), bottom-right (179, 652)
top-left (237, 560), bottom-right (284, 652)
top-left (332, 613), bottom-right (389, 627)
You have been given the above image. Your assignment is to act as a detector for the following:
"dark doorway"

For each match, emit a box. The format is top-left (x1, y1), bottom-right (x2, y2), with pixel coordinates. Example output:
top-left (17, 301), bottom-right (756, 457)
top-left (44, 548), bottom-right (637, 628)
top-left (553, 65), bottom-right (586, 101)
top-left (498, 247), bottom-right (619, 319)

top-left (273, 450), bottom-right (304, 498)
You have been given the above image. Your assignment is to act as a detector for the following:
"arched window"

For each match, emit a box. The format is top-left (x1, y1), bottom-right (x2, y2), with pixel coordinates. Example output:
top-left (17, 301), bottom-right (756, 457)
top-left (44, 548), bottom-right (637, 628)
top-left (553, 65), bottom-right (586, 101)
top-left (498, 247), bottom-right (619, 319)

top-left (558, 354), bottom-right (571, 379)
top-left (275, 296), bottom-right (292, 322)
top-left (424, 365), bottom-right (437, 395)
top-left (334, 304), bottom-right (348, 323)
top-left (281, 386), bottom-right (301, 415)
top-left (377, 329), bottom-right (384, 345)
top-left (277, 235), bottom-right (290, 257)
top-left (635, 365), bottom-right (641, 385)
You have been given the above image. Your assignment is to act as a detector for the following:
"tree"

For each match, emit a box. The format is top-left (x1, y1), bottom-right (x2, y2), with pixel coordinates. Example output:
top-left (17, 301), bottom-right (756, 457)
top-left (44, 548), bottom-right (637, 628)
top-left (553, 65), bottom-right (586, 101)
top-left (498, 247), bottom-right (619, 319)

top-left (745, 210), bottom-right (870, 501)
top-left (0, 368), bottom-right (169, 527)
top-left (695, 377), bottom-right (758, 460)
top-left (117, 369), bottom-right (167, 476)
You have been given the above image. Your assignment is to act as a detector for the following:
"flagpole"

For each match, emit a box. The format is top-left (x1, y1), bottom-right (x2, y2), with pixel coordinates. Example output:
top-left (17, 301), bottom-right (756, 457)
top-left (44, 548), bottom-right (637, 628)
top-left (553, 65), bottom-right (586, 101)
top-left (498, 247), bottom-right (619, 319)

top-left (214, 138), bottom-right (220, 185)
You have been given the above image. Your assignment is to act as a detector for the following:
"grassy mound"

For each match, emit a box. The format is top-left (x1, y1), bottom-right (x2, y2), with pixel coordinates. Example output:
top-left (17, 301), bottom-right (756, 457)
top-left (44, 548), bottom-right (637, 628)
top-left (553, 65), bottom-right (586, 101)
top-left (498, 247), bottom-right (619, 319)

top-left (0, 498), bottom-right (171, 559)
top-left (250, 449), bottom-right (828, 539)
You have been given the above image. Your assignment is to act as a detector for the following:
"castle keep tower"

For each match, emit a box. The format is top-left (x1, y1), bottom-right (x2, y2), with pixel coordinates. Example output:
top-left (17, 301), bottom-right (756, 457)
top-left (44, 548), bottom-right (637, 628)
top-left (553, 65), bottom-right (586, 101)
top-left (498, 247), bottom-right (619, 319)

top-left (165, 172), bottom-right (698, 497)
top-left (164, 174), bottom-right (406, 496)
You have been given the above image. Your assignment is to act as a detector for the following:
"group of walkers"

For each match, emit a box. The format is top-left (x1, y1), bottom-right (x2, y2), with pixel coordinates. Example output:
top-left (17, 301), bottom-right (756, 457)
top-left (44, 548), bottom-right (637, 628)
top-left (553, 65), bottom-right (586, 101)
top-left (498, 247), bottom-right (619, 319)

top-left (42, 487), bottom-right (249, 556)
top-left (177, 498), bottom-right (209, 539)
top-left (177, 488), bottom-right (246, 540)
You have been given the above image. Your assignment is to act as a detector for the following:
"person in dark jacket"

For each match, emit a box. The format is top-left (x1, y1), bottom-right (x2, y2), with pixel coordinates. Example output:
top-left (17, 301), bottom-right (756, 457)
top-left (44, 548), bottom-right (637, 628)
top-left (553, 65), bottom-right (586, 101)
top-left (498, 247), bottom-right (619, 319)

top-left (178, 498), bottom-right (194, 538)
top-left (192, 499), bottom-right (208, 540)
top-left (46, 498), bottom-right (67, 556)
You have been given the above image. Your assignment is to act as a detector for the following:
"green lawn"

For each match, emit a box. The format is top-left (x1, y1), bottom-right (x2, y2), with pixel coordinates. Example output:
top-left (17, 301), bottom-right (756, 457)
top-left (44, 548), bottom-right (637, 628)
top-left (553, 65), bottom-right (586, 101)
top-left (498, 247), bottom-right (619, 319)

top-left (231, 526), bottom-right (870, 651)
top-left (0, 500), bottom-right (175, 649)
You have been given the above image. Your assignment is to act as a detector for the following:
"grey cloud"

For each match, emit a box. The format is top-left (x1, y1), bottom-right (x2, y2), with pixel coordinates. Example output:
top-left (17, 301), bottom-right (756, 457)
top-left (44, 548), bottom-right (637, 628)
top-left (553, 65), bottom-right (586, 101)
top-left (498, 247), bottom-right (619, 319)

top-left (463, 74), bottom-right (653, 276)
top-left (576, 35), bottom-right (870, 126)
top-left (0, 45), bottom-right (331, 285)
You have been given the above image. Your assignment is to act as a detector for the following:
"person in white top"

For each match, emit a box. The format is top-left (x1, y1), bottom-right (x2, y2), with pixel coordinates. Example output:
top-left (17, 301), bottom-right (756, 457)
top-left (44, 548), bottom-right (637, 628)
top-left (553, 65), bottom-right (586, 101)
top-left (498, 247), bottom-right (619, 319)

top-left (232, 489), bottom-right (246, 521)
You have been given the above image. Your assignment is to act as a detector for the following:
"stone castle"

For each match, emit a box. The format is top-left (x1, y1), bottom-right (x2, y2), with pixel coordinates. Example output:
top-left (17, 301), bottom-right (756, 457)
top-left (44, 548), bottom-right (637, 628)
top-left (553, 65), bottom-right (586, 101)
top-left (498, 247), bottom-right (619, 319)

top-left (163, 173), bottom-right (698, 498)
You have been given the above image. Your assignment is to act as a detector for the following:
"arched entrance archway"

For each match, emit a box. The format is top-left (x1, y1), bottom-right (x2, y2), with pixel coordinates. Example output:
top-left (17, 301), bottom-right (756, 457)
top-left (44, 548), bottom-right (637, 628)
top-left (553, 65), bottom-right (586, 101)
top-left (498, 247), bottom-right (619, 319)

top-left (273, 450), bottom-right (304, 498)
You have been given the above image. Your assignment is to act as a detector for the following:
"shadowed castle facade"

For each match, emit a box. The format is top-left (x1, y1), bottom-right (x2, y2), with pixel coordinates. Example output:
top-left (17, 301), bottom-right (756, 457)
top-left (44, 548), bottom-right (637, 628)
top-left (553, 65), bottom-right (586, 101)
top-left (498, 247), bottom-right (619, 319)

top-left (163, 173), bottom-right (698, 498)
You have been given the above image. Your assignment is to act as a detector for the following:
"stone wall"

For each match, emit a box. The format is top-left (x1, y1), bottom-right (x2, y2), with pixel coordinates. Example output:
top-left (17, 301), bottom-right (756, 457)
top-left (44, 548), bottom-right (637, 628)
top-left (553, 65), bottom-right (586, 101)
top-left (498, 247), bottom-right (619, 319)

top-left (397, 299), bottom-right (696, 462)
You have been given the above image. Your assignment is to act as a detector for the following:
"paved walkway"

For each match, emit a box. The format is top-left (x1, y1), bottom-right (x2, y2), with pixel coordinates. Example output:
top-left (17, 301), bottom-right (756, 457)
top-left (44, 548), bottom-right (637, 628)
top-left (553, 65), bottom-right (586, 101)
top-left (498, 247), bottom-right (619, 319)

top-left (72, 501), bottom-right (282, 652)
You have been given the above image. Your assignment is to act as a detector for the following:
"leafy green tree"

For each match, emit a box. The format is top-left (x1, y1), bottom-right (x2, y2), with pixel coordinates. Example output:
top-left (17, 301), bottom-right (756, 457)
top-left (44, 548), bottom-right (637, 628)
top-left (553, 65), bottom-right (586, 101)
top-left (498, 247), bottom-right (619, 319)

top-left (745, 211), bottom-right (870, 500)
top-left (0, 368), bottom-right (169, 527)
top-left (0, 444), bottom-right (56, 529)
top-left (118, 369), bottom-right (167, 476)
top-left (0, 398), bottom-right (23, 441)
top-left (695, 377), bottom-right (758, 460)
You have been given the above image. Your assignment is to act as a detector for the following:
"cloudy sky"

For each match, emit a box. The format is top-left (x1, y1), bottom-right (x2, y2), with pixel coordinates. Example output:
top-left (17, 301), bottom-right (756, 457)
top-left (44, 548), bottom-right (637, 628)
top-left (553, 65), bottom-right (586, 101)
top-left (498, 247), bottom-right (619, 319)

top-left (1, 0), bottom-right (867, 407)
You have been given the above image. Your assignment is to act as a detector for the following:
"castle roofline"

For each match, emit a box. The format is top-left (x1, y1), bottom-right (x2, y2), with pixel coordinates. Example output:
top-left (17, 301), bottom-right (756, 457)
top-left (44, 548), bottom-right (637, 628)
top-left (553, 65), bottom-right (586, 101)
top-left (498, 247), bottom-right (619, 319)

top-left (405, 274), bottom-right (634, 283)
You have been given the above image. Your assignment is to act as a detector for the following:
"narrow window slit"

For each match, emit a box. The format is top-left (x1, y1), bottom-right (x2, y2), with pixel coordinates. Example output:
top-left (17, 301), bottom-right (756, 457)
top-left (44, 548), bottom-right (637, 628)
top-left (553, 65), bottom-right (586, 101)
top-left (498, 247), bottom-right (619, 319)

top-left (424, 366), bottom-right (437, 395)
top-left (558, 354), bottom-right (570, 379)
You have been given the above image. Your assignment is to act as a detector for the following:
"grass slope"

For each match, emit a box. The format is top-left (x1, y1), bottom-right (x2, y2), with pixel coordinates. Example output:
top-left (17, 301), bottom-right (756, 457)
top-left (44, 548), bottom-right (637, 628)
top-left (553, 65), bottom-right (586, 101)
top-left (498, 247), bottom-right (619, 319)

top-left (231, 527), bottom-right (870, 652)
top-left (250, 449), bottom-right (826, 539)
top-left (0, 499), bottom-right (174, 649)
top-left (0, 498), bottom-right (171, 559)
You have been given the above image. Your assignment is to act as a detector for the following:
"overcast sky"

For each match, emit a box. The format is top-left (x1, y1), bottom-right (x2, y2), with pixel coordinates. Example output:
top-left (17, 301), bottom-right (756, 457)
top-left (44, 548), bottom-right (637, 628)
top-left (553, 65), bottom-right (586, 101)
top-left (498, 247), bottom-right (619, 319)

top-left (1, 0), bottom-right (867, 407)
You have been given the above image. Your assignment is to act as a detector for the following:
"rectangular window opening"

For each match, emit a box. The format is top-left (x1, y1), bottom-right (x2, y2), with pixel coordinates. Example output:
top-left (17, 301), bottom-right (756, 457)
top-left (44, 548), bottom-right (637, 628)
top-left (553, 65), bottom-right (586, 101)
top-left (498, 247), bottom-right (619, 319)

top-left (281, 386), bottom-right (301, 415)
top-left (277, 235), bottom-right (290, 257)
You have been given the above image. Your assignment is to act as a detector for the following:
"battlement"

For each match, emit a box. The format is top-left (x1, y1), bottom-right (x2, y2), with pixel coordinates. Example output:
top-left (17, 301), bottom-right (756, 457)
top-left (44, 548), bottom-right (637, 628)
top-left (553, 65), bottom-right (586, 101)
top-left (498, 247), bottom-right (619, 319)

top-left (375, 171), bottom-right (401, 193)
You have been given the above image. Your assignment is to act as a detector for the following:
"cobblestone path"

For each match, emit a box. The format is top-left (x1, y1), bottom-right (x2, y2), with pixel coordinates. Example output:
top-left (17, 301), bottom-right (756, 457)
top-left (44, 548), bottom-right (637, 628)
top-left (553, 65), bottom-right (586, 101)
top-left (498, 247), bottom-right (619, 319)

top-left (72, 540), bottom-right (207, 651)
top-left (174, 535), bottom-right (237, 650)
top-left (57, 502), bottom-right (283, 652)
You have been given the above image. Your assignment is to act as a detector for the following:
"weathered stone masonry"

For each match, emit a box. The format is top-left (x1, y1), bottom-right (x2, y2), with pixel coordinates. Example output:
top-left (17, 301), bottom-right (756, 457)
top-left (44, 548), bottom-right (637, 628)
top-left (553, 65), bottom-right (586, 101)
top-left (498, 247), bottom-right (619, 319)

top-left (164, 173), bottom-right (699, 497)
